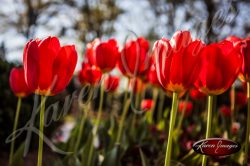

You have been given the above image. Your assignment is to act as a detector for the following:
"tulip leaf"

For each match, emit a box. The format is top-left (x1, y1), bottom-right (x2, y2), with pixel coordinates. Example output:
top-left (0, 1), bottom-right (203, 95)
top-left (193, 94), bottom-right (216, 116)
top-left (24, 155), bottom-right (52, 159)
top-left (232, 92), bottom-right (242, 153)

top-left (11, 143), bottom-right (25, 166)
top-left (139, 148), bottom-right (150, 166)
top-left (64, 154), bottom-right (81, 166)
top-left (101, 145), bottom-right (122, 166)
top-left (81, 133), bottom-right (93, 164)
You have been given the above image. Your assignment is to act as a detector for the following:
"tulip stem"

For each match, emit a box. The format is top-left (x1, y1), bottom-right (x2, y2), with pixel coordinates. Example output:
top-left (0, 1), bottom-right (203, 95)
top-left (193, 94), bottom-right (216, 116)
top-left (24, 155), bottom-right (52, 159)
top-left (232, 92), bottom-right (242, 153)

top-left (244, 82), bottom-right (250, 165)
top-left (157, 90), bottom-right (165, 122)
top-left (164, 92), bottom-right (178, 166)
top-left (9, 97), bottom-right (22, 165)
top-left (149, 88), bottom-right (158, 124)
top-left (202, 95), bottom-right (214, 166)
top-left (37, 96), bottom-right (45, 166)
top-left (176, 95), bottom-right (189, 136)
top-left (74, 107), bottom-right (87, 153)
top-left (116, 79), bottom-right (130, 144)
top-left (230, 85), bottom-right (236, 125)
top-left (87, 83), bottom-right (105, 166)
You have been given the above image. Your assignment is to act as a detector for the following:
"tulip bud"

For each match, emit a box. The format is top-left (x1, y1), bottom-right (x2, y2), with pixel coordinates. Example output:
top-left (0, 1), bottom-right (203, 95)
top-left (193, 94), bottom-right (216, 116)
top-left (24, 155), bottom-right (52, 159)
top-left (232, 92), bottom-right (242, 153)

top-left (9, 67), bottom-right (31, 97)
top-left (78, 62), bottom-right (102, 86)
top-left (219, 105), bottom-right (231, 117)
top-left (178, 101), bottom-right (193, 116)
top-left (141, 99), bottom-right (154, 111)
top-left (104, 75), bottom-right (120, 92)
top-left (231, 122), bottom-right (240, 134)
top-left (118, 37), bottom-right (150, 77)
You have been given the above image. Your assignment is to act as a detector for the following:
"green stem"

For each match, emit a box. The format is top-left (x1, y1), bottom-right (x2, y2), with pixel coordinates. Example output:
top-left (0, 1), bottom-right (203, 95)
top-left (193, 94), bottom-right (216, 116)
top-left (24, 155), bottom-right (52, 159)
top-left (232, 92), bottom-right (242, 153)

top-left (149, 88), bottom-right (158, 124)
top-left (157, 90), bottom-right (165, 122)
top-left (116, 79), bottom-right (130, 144)
top-left (74, 108), bottom-right (87, 153)
top-left (131, 90), bottom-right (140, 134)
top-left (176, 95), bottom-right (189, 134)
top-left (116, 100), bottom-right (130, 144)
top-left (87, 84), bottom-right (105, 166)
top-left (37, 96), bottom-right (45, 166)
top-left (244, 82), bottom-right (250, 165)
top-left (9, 97), bottom-right (22, 165)
top-left (201, 95), bottom-right (214, 166)
top-left (164, 92), bottom-right (178, 166)
top-left (230, 85), bottom-right (235, 123)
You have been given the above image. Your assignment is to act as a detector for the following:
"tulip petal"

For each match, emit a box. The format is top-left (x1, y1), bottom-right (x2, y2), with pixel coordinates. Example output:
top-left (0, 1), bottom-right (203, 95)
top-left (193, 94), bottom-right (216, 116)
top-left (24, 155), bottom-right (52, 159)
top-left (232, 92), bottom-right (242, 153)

top-left (9, 67), bottom-right (31, 97)
top-left (199, 45), bottom-right (223, 90)
top-left (38, 36), bottom-right (60, 91)
top-left (23, 40), bottom-right (40, 91)
top-left (51, 45), bottom-right (77, 95)
top-left (182, 40), bottom-right (204, 87)
top-left (96, 39), bottom-right (119, 72)
top-left (153, 38), bottom-right (172, 87)
top-left (170, 31), bottom-right (192, 51)
top-left (219, 43), bottom-right (242, 88)
top-left (242, 39), bottom-right (250, 80)
top-left (169, 49), bottom-right (183, 85)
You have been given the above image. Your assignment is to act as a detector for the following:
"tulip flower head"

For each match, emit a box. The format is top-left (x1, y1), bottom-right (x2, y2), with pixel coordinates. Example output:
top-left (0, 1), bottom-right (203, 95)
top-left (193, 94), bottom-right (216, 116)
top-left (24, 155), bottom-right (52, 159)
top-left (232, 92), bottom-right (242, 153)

top-left (178, 101), bottom-right (193, 116)
top-left (189, 88), bottom-right (207, 100)
top-left (238, 37), bottom-right (250, 82)
top-left (195, 40), bottom-right (242, 95)
top-left (147, 65), bottom-right (161, 87)
top-left (226, 36), bottom-right (242, 44)
top-left (104, 75), bottom-right (120, 92)
top-left (9, 67), bottom-right (31, 97)
top-left (118, 37), bottom-right (151, 77)
top-left (86, 39), bottom-right (120, 72)
top-left (78, 62), bottom-right (102, 86)
top-left (219, 105), bottom-right (232, 117)
top-left (236, 91), bottom-right (247, 107)
top-left (231, 122), bottom-right (240, 134)
top-left (153, 31), bottom-right (204, 93)
top-left (85, 38), bottom-right (101, 65)
top-left (141, 99), bottom-right (154, 112)
top-left (23, 36), bottom-right (78, 96)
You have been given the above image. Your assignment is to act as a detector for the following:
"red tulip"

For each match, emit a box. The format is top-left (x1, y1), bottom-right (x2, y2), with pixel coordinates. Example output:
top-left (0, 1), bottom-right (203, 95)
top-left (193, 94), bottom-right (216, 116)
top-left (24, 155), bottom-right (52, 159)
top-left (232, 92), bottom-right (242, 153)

top-left (219, 105), bottom-right (231, 117)
top-left (118, 37), bottom-right (150, 77)
top-left (86, 39), bottom-right (120, 72)
top-left (96, 39), bottom-right (120, 72)
top-left (23, 36), bottom-right (77, 96)
top-left (85, 38), bottom-right (101, 65)
top-left (182, 140), bottom-right (193, 151)
top-left (238, 37), bottom-right (250, 81)
top-left (141, 99), bottom-right (154, 111)
top-left (231, 122), bottom-right (240, 134)
top-left (235, 91), bottom-right (247, 107)
top-left (178, 101), bottom-right (193, 116)
top-left (195, 40), bottom-right (242, 95)
top-left (226, 36), bottom-right (242, 43)
top-left (147, 65), bottom-right (161, 87)
top-left (9, 67), bottom-right (31, 97)
top-left (189, 88), bottom-right (206, 100)
top-left (153, 31), bottom-right (204, 93)
top-left (78, 62), bottom-right (102, 86)
top-left (104, 75), bottom-right (120, 92)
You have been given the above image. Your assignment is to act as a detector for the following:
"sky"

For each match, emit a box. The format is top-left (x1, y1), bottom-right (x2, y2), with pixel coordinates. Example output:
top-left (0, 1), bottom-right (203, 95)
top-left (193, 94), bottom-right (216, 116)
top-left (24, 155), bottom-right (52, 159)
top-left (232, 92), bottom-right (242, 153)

top-left (0, 0), bottom-right (250, 68)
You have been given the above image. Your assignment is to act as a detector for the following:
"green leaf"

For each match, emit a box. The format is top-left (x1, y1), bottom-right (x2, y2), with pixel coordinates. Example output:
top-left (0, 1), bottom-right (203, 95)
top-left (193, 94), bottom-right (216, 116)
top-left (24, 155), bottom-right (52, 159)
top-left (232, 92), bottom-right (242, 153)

top-left (101, 145), bottom-right (122, 166)
top-left (64, 154), bottom-right (81, 166)
top-left (11, 143), bottom-right (25, 166)
top-left (81, 133), bottom-right (93, 163)
top-left (139, 148), bottom-right (150, 166)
